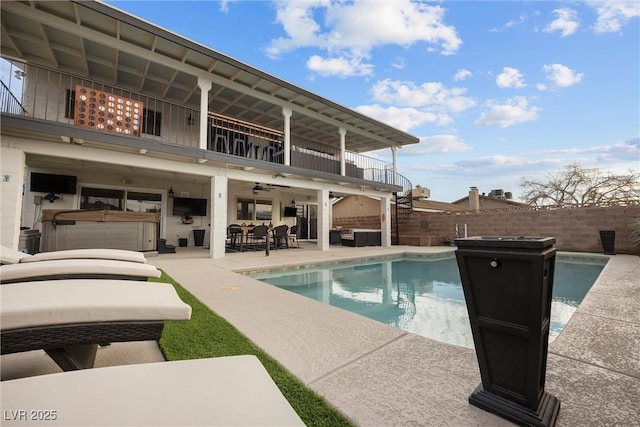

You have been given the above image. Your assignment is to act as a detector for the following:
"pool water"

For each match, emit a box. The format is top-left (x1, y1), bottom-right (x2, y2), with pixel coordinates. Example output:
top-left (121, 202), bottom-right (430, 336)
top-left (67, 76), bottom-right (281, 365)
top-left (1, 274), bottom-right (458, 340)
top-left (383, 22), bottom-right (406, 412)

top-left (250, 255), bottom-right (607, 348)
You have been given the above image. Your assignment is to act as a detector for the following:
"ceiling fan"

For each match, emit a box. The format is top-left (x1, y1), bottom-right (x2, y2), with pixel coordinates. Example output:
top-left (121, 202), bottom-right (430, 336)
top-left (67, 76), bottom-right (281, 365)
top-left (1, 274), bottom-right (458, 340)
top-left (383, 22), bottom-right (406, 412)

top-left (243, 182), bottom-right (291, 195)
top-left (251, 183), bottom-right (270, 195)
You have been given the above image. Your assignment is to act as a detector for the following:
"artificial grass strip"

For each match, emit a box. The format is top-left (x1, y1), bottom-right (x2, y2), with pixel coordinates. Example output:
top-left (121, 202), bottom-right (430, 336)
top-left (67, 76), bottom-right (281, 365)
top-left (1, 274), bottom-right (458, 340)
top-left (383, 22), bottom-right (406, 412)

top-left (151, 271), bottom-right (354, 427)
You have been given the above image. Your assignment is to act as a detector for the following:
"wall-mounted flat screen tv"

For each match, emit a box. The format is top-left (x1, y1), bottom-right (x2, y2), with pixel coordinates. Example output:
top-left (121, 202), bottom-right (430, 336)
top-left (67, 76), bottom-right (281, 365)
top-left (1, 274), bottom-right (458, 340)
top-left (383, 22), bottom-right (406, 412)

top-left (172, 197), bottom-right (207, 216)
top-left (30, 172), bottom-right (77, 194)
top-left (283, 206), bottom-right (297, 217)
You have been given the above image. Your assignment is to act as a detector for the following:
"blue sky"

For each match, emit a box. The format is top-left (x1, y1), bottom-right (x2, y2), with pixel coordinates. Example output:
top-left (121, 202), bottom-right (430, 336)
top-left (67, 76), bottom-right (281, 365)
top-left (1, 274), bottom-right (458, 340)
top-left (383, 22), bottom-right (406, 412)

top-left (108, 0), bottom-right (639, 202)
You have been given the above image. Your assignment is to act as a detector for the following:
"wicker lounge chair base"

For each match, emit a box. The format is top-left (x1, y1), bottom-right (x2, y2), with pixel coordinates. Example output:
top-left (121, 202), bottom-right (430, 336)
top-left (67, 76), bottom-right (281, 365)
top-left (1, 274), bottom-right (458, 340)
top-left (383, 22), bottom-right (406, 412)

top-left (1, 321), bottom-right (165, 370)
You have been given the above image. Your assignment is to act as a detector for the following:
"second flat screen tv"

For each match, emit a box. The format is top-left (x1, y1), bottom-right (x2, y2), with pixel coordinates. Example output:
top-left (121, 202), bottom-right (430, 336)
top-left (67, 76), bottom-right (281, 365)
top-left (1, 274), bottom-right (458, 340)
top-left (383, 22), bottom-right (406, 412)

top-left (283, 206), bottom-right (297, 217)
top-left (172, 197), bottom-right (207, 216)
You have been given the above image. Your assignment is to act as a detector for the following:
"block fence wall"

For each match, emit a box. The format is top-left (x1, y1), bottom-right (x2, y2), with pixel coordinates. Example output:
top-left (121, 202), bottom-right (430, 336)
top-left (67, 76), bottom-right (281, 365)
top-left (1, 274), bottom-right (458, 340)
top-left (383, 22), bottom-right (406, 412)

top-left (334, 205), bottom-right (640, 254)
top-left (332, 216), bottom-right (382, 230)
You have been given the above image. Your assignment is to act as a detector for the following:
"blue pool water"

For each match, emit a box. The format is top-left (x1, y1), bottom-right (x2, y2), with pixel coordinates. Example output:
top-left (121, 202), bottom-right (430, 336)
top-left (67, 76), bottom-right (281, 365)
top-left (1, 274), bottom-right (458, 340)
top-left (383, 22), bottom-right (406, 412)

top-left (250, 254), bottom-right (607, 348)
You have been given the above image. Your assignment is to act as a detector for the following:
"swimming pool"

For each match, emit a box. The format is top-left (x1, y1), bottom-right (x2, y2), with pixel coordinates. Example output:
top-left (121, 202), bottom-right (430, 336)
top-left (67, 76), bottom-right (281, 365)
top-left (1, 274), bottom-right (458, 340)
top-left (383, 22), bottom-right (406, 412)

top-left (250, 254), bottom-right (607, 348)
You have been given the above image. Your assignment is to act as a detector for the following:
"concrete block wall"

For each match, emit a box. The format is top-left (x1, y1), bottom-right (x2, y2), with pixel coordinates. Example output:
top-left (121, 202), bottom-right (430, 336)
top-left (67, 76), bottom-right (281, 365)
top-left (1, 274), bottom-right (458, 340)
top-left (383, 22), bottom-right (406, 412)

top-left (397, 206), bottom-right (640, 254)
top-left (333, 216), bottom-right (381, 230)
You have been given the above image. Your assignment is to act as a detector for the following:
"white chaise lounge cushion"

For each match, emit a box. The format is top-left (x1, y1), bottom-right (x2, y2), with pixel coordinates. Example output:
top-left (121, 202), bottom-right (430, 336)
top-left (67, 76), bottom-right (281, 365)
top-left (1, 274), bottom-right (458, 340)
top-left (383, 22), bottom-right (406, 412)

top-left (0, 246), bottom-right (147, 265)
top-left (0, 355), bottom-right (304, 426)
top-left (1, 280), bottom-right (191, 330)
top-left (0, 259), bottom-right (161, 282)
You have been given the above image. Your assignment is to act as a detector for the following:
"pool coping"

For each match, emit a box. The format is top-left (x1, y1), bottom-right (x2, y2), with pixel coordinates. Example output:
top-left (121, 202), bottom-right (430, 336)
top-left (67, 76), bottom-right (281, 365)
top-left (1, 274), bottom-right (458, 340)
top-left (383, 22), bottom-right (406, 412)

top-left (147, 245), bottom-right (639, 426)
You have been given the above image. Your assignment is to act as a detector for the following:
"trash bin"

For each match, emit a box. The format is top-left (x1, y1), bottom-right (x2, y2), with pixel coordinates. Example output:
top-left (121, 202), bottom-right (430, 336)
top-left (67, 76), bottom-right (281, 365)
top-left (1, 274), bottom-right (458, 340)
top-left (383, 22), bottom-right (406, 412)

top-left (19, 229), bottom-right (41, 254)
top-left (454, 236), bottom-right (560, 427)
top-left (599, 230), bottom-right (615, 255)
top-left (178, 238), bottom-right (188, 247)
top-left (193, 229), bottom-right (205, 247)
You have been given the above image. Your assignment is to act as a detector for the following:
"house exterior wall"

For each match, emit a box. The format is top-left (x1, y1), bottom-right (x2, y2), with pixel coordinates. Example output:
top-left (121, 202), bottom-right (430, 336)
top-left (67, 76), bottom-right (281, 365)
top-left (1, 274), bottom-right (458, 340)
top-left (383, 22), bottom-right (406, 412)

top-left (398, 206), bottom-right (640, 254)
top-left (333, 195), bottom-right (380, 218)
top-left (452, 197), bottom-right (522, 210)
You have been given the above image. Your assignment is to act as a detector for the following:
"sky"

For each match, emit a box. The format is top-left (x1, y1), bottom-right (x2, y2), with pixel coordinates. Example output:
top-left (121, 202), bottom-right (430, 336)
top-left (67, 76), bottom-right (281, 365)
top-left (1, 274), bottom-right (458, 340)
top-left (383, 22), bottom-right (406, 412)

top-left (107, 0), bottom-right (639, 203)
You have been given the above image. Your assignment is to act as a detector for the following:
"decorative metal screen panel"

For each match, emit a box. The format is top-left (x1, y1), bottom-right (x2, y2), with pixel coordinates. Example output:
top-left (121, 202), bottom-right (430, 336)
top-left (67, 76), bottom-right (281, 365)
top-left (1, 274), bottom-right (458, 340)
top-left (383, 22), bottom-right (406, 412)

top-left (74, 85), bottom-right (143, 136)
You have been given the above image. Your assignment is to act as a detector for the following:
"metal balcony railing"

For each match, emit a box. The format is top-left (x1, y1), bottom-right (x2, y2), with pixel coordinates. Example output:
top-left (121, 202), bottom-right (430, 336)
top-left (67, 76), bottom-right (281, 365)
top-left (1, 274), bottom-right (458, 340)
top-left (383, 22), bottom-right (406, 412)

top-left (1, 58), bottom-right (398, 187)
top-left (0, 59), bottom-right (200, 148)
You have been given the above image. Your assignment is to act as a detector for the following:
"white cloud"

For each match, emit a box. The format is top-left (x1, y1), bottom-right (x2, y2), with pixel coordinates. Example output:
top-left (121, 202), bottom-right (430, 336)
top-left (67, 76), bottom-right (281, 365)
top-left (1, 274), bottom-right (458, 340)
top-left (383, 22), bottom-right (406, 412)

top-left (400, 134), bottom-right (472, 155)
top-left (542, 63), bottom-right (584, 88)
top-left (454, 69), bottom-right (472, 81)
top-left (266, 0), bottom-right (461, 77)
top-left (475, 96), bottom-right (540, 128)
top-left (587, 0), bottom-right (640, 33)
top-left (370, 79), bottom-right (476, 112)
top-left (391, 57), bottom-right (406, 70)
top-left (532, 137), bottom-right (640, 164)
top-left (496, 67), bottom-right (526, 88)
top-left (355, 104), bottom-right (451, 131)
top-left (306, 55), bottom-right (373, 77)
top-left (544, 8), bottom-right (580, 37)
top-left (490, 14), bottom-right (528, 32)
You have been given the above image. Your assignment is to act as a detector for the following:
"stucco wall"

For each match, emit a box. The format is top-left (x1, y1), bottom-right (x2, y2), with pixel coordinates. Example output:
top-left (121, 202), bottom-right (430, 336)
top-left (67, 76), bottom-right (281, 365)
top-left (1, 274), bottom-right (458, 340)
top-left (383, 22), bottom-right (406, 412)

top-left (398, 206), bottom-right (640, 254)
top-left (332, 195), bottom-right (380, 218)
top-left (0, 147), bottom-right (26, 250)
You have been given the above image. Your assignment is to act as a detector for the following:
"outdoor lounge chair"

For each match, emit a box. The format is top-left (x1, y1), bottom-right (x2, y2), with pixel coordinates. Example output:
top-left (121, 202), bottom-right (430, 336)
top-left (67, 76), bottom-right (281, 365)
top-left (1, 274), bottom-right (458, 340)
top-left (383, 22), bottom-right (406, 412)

top-left (0, 245), bottom-right (147, 265)
top-left (0, 259), bottom-right (161, 284)
top-left (1, 355), bottom-right (304, 426)
top-left (1, 280), bottom-right (191, 371)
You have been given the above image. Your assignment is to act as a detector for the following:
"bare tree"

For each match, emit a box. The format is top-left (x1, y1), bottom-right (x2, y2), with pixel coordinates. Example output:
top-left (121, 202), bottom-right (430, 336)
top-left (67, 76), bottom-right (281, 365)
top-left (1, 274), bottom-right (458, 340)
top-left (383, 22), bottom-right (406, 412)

top-left (520, 163), bottom-right (640, 207)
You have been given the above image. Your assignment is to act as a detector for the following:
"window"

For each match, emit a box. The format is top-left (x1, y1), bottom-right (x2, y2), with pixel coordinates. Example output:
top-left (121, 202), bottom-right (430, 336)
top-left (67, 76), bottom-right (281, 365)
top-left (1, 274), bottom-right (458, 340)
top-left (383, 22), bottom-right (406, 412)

top-left (81, 188), bottom-right (162, 213)
top-left (126, 191), bottom-right (162, 213)
top-left (237, 198), bottom-right (272, 221)
top-left (65, 89), bottom-right (75, 119)
top-left (80, 187), bottom-right (124, 210)
top-left (236, 198), bottom-right (254, 221)
top-left (142, 108), bottom-right (162, 136)
top-left (256, 200), bottom-right (272, 221)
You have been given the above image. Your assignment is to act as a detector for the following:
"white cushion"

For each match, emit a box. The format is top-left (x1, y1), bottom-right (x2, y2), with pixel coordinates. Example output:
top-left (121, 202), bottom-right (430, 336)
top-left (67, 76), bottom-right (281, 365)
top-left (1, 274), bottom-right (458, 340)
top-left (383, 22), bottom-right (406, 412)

top-left (1, 355), bottom-right (304, 426)
top-left (1, 280), bottom-right (191, 330)
top-left (21, 249), bottom-right (147, 264)
top-left (0, 259), bottom-right (160, 282)
top-left (0, 246), bottom-right (28, 265)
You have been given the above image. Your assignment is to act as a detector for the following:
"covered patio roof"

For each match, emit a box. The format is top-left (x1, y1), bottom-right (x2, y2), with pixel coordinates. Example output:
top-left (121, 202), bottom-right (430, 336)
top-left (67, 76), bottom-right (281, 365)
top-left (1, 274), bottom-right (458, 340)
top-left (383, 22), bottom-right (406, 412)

top-left (1, 0), bottom-right (419, 153)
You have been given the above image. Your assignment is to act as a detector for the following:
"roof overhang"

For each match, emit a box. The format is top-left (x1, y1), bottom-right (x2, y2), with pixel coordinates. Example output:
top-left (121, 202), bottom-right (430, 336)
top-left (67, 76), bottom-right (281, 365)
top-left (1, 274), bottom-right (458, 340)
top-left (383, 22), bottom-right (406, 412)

top-left (1, 0), bottom-right (419, 153)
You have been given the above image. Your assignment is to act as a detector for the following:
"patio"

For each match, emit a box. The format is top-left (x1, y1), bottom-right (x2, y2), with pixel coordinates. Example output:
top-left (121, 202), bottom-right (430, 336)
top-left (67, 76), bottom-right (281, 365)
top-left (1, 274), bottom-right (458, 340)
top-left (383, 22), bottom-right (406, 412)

top-left (2, 244), bottom-right (639, 425)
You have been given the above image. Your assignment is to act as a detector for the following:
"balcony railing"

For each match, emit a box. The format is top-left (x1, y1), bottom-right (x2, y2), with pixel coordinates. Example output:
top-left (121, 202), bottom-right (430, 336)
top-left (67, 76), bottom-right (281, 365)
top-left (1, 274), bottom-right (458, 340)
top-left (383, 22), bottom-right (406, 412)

top-left (1, 58), bottom-right (396, 187)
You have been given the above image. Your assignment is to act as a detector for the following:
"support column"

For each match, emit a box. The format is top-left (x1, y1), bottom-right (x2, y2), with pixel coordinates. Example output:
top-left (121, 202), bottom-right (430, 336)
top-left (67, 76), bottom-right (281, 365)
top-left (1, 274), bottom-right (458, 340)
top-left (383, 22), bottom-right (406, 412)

top-left (0, 147), bottom-right (26, 249)
top-left (282, 107), bottom-right (292, 166)
top-left (339, 127), bottom-right (346, 176)
top-left (198, 77), bottom-right (212, 150)
top-left (380, 195), bottom-right (391, 247)
top-left (316, 189), bottom-right (330, 251)
top-left (209, 175), bottom-right (228, 259)
top-left (391, 145), bottom-right (397, 185)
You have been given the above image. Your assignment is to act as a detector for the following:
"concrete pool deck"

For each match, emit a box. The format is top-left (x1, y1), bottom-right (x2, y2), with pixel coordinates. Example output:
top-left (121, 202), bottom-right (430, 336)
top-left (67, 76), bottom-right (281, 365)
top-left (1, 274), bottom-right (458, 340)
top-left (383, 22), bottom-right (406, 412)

top-left (2, 244), bottom-right (638, 426)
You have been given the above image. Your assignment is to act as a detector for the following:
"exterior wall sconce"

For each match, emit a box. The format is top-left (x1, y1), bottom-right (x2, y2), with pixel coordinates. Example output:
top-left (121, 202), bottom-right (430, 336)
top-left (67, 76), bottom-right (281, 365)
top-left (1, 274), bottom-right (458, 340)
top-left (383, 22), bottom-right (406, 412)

top-left (168, 187), bottom-right (174, 198)
top-left (187, 114), bottom-right (195, 126)
top-left (44, 192), bottom-right (60, 203)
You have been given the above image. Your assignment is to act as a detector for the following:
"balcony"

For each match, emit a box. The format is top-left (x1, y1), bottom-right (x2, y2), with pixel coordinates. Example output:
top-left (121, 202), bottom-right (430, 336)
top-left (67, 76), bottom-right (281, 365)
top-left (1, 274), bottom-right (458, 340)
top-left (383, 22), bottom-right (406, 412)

top-left (1, 59), bottom-right (397, 187)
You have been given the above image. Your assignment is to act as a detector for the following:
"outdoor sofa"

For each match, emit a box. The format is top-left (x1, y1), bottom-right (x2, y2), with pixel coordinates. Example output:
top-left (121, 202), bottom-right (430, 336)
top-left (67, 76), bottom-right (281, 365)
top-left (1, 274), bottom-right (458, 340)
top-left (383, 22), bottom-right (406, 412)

top-left (340, 228), bottom-right (382, 247)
